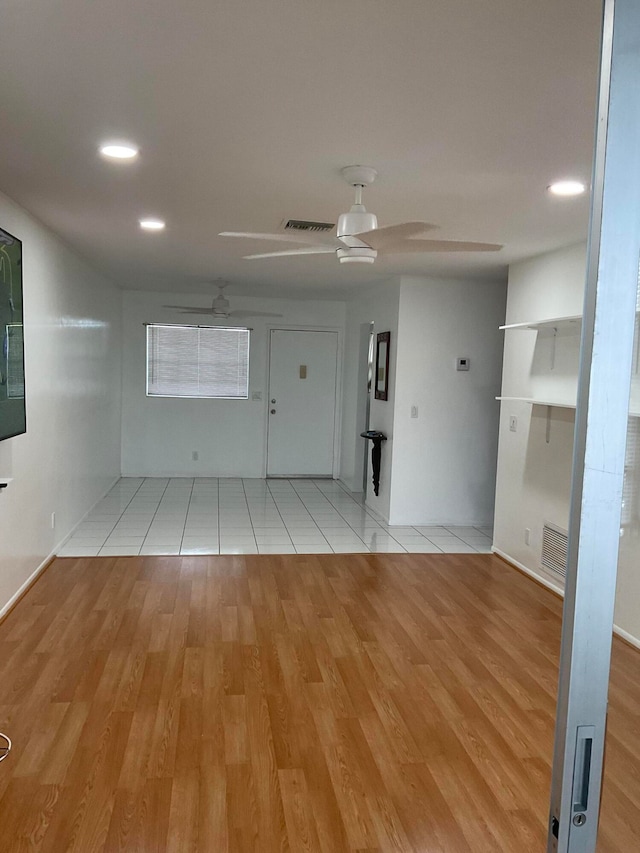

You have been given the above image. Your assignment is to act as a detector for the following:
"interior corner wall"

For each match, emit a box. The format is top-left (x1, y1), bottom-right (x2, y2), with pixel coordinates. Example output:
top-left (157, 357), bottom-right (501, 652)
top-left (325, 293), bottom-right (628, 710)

top-left (387, 276), bottom-right (506, 526)
top-left (0, 191), bottom-right (122, 614)
top-left (339, 279), bottom-right (400, 520)
top-left (120, 290), bottom-right (346, 478)
top-left (493, 243), bottom-right (587, 590)
top-left (493, 241), bottom-right (640, 644)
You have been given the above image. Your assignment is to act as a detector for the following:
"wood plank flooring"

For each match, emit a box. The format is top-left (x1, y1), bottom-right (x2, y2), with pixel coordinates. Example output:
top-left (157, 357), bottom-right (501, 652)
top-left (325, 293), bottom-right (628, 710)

top-left (0, 552), bottom-right (637, 851)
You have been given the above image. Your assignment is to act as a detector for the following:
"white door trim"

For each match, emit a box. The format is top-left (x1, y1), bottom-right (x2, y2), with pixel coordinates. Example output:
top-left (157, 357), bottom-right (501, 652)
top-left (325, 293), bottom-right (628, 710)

top-left (262, 325), bottom-right (343, 479)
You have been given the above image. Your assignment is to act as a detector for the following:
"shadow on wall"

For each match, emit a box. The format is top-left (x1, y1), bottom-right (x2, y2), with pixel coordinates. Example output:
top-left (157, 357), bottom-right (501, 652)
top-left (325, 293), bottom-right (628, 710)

top-left (522, 405), bottom-right (575, 512)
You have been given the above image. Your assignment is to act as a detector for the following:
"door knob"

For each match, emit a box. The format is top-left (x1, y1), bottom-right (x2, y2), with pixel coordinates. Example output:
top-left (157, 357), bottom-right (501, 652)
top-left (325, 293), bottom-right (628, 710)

top-left (271, 399), bottom-right (276, 404)
top-left (270, 409), bottom-right (276, 414)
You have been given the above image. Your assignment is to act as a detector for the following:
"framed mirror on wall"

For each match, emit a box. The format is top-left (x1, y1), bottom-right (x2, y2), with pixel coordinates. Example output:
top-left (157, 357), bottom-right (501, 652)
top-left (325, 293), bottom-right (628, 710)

top-left (375, 331), bottom-right (390, 400)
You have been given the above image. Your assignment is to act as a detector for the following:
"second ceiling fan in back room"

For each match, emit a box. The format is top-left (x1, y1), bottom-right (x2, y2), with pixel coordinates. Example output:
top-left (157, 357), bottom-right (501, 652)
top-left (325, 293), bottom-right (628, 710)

top-left (219, 166), bottom-right (503, 265)
top-left (164, 282), bottom-right (283, 319)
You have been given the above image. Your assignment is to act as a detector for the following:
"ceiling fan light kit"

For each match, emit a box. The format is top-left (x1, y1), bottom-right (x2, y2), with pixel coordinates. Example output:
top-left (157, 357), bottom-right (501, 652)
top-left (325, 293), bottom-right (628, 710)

top-left (219, 165), bottom-right (502, 265)
top-left (337, 246), bottom-right (377, 264)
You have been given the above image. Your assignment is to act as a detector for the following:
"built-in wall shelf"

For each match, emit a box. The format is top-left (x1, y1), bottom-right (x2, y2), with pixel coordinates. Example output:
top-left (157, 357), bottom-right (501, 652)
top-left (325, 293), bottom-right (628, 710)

top-left (497, 396), bottom-right (640, 417)
top-left (499, 315), bottom-right (582, 332)
top-left (496, 396), bottom-right (576, 409)
top-left (498, 312), bottom-right (640, 420)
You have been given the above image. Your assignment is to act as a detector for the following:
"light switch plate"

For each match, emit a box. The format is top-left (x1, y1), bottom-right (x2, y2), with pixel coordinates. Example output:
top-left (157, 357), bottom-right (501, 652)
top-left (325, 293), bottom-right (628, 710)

top-left (456, 357), bottom-right (470, 371)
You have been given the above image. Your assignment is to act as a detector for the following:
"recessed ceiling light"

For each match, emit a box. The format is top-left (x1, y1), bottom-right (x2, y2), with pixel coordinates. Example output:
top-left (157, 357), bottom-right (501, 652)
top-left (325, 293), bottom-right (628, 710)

top-left (99, 142), bottom-right (139, 161)
top-left (548, 180), bottom-right (586, 197)
top-left (139, 218), bottom-right (166, 231)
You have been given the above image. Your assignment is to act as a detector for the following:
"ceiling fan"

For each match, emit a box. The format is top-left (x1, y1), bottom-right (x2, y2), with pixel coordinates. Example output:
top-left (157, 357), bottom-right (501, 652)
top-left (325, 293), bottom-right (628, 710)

top-left (163, 282), bottom-right (283, 319)
top-left (219, 166), bottom-right (502, 265)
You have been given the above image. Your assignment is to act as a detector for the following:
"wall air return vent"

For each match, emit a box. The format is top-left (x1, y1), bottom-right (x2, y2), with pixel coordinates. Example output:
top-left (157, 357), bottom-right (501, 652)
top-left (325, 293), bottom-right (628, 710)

top-left (284, 219), bottom-right (335, 233)
top-left (541, 522), bottom-right (568, 579)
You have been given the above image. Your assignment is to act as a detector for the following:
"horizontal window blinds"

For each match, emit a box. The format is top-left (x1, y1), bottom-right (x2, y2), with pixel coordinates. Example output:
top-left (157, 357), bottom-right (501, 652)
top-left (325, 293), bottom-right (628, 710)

top-left (147, 324), bottom-right (249, 398)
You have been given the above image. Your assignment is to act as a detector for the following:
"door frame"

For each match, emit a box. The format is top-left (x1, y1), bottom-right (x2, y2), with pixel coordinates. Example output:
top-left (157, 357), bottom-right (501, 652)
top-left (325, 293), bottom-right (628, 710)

top-left (262, 325), bottom-right (344, 479)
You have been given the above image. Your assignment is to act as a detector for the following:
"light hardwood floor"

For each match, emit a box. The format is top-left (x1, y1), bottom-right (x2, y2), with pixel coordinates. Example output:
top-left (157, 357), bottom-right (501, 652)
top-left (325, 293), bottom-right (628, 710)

top-left (0, 553), bottom-right (637, 851)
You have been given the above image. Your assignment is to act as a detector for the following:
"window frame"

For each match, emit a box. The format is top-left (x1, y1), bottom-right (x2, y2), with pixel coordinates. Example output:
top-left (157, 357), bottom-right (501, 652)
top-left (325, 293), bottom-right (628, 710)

top-left (145, 322), bottom-right (251, 400)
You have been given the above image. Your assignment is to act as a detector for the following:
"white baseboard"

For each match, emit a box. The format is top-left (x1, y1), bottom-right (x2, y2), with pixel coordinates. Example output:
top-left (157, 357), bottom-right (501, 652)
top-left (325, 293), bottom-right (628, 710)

top-left (55, 475), bottom-right (121, 551)
top-left (492, 547), bottom-right (565, 596)
top-left (493, 546), bottom-right (640, 651)
top-left (337, 477), bottom-right (363, 495)
top-left (0, 553), bottom-right (55, 621)
top-left (613, 625), bottom-right (640, 651)
top-left (363, 503), bottom-right (390, 526)
top-left (0, 474), bottom-right (121, 622)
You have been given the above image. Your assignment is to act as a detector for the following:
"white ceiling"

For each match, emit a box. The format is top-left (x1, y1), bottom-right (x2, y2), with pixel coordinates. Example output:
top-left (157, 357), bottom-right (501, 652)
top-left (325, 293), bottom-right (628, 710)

top-left (0, 0), bottom-right (601, 299)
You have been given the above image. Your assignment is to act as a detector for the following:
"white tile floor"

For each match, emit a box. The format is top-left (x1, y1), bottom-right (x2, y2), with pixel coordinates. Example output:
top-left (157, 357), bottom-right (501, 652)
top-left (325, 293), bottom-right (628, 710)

top-left (57, 478), bottom-right (494, 557)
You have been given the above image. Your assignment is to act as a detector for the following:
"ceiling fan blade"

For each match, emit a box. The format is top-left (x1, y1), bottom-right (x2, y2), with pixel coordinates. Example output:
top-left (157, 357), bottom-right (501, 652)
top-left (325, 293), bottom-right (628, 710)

top-left (219, 231), bottom-right (339, 248)
top-left (163, 305), bottom-right (215, 314)
top-left (353, 221), bottom-right (437, 248)
top-left (385, 239), bottom-right (503, 254)
top-left (244, 247), bottom-right (336, 260)
top-left (230, 310), bottom-right (284, 318)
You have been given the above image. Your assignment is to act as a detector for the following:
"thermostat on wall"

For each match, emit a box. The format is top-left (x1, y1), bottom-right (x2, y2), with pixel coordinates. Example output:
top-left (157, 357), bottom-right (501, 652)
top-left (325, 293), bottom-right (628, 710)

top-left (456, 357), bottom-right (470, 371)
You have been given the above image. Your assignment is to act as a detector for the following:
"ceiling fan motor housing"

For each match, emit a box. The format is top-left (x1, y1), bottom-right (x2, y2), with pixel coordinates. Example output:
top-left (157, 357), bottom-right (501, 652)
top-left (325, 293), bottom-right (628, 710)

top-left (337, 204), bottom-right (377, 239)
top-left (212, 294), bottom-right (231, 312)
top-left (337, 204), bottom-right (378, 262)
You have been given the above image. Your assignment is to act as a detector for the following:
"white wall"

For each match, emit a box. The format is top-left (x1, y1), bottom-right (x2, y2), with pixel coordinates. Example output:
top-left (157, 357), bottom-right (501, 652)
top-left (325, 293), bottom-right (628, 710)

top-left (388, 276), bottom-right (506, 525)
top-left (121, 290), bottom-right (345, 477)
top-left (340, 279), bottom-right (400, 520)
top-left (494, 243), bottom-right (586, 582)
top-left (493, 242), bottom-right (640, 644)
top-left (0, 191), bottom-right (122, 613)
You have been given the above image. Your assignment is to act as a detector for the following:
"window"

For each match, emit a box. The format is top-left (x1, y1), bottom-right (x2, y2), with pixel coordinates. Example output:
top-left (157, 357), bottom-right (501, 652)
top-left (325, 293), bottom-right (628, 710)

top-left (146, 324), bottom-right (250, 399)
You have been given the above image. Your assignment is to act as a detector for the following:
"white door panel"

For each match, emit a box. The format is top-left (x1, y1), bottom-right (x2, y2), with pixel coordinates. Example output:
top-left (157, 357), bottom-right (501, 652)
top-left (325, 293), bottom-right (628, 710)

top-left (267, 330), bottom-right (338, 477)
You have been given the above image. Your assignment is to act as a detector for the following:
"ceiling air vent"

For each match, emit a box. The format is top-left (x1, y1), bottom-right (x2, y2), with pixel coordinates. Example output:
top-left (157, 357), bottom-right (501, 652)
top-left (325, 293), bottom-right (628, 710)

top-left (284, 219), bottom-right (335, 233)
top-left (541, 522), bottom-right (568, 578)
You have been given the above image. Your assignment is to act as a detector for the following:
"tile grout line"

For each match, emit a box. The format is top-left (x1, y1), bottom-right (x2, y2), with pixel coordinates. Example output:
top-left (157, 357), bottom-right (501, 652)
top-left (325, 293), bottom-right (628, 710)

top-left (137, 478), bottom-right (171, 556)
top-left (254, 479), bottom-right (291, 553)
top-left (323, 479), bottom-right (492, 553)
top-left (312, 479), bottom-right (390, 552)
top-left (96, 477), bottom-right (148, 555)
top-left (267, 479), bottom-right (330, 554)
top-left (87, 477), bottom-right (493, 557)
top-left (240, 478), bottom-right (259, 554)
top-left (266, 479), bottom-right (308, 553)
top-left (303, 479), bottom-right (369, 550)
top-left (278, 480), bottom-right (335, 552)
top-left (216, 477), bottom-right (221, 554)
top-left (178, 478), bottom-right (196, 555)
top-left (80, 477), bottom-right (145, 551)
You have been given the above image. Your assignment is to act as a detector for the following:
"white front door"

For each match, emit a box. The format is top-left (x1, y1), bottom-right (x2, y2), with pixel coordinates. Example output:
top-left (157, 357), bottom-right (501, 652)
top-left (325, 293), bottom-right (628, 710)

top-left (267, 329), bottom-right (338, 477)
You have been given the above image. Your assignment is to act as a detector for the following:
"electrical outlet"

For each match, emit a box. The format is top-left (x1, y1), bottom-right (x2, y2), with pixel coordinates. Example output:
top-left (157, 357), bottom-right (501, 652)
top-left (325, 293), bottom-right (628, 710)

top-left (509, 415), bottom-right (518, 432)
top-left (192, 451), bottom-right (199, 461)
top-left (410, 405), bottom-right (418, 418)
top-left (525, 527), bottom-right (531, 546)
top-left (50, 512), bottom-right (56, 530)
